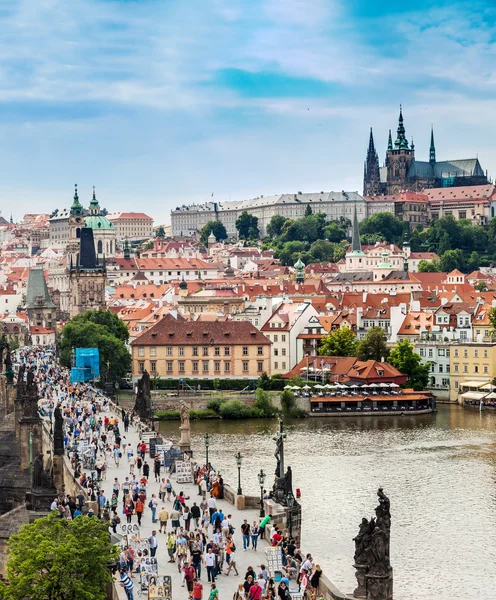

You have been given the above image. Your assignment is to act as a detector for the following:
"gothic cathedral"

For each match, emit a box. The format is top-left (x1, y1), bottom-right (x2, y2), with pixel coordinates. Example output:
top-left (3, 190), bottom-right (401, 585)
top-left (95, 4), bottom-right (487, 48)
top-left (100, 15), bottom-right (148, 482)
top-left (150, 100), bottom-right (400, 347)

top-left (363, 107), bottom-right (488, 196)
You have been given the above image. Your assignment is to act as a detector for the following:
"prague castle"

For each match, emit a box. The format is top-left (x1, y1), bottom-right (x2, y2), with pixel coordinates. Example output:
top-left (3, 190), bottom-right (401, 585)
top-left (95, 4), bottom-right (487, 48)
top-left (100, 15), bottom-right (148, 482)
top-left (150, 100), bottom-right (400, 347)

top-left (364, 107), bottom-right (488, 196)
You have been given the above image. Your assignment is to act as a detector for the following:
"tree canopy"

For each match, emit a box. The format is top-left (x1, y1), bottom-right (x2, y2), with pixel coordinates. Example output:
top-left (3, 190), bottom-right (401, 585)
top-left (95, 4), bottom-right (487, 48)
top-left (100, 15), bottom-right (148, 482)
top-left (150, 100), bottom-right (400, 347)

top-left (319, 327), bottom-right (359, 357)
top-left (388, 340), bottom-right (430, 391)
top-left (235, 211), bottom-right (259, 240)
top-left (359, 213), bottom-right (406, 244)
top-left (357, 327), bottom-right (390, 362)
top-left (0, 513), bottom-right (119, 600)
top-left (59, 310), bottom-right (131, 381)
top-left (200, 221), bottom-right (228, 245)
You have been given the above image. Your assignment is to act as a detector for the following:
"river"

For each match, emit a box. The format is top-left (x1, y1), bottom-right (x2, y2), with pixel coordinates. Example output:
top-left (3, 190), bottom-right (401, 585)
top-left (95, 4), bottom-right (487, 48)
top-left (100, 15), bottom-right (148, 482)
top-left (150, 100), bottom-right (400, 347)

top-left (158, 405), bottom-right (496, 600)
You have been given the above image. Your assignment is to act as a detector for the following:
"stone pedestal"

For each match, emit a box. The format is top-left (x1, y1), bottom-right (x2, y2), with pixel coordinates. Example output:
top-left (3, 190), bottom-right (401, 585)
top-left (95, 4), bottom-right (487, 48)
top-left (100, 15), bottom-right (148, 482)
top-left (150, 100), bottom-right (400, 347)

top-left (52, 454), bottom-right (65, 495)
top-left (18, 417), bottom-right (43, 471)
top-left (353, 564), bottom-right (367, 598)
top-left (366, 569), bottom-right (393, 600)
top-left (235, 495), bottom-right (246, 510)
top-left (26, 488), bottom-right (57, 511)
top-left (178, 423), bottom-right (191, 454)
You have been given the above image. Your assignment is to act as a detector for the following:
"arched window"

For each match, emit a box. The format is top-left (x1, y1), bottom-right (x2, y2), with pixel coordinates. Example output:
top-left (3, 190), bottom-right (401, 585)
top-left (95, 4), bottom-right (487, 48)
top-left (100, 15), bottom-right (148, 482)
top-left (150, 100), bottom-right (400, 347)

top-left (394, 163), bottom-right (400, 177)
top-left (106, 241), bottom-right (109, 254)
top-left (76, 228), bottom-right (81, 238)
top-left (97, 240), bottom-right (103, 254)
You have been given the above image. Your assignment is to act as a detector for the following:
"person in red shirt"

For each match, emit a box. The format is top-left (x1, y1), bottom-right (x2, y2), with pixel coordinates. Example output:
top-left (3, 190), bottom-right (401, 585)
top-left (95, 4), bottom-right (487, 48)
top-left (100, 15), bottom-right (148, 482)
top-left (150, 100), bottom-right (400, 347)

top-left (184, 563), bottom-right (196, 598)
top-left (192, 579), bottom-right (203, 599)
top-left (248, 580), bottom-right (263, 600)
top-left (272, 529), bottom-right (283, 546)
top-left (140, 442), bottom-right (146, 459)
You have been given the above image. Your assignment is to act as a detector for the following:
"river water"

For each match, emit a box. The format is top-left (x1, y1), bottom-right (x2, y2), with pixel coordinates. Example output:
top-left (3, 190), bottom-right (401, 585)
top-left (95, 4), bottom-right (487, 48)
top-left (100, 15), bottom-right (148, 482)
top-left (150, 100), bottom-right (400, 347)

top-left (158, 405), bottom-right (496, 600)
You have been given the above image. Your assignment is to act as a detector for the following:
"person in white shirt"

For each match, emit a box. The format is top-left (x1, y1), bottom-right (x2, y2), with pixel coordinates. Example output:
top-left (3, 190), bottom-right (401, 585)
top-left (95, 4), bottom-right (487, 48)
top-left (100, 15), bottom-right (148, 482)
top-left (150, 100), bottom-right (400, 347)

top-left (207, 496), bottom-right (217, 518)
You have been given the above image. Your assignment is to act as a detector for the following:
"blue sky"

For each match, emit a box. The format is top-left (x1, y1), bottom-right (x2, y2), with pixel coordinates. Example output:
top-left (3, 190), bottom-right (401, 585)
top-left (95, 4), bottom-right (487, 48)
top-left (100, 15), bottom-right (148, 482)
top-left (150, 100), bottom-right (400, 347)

top-left (1, 0), bottom-right (496, 224)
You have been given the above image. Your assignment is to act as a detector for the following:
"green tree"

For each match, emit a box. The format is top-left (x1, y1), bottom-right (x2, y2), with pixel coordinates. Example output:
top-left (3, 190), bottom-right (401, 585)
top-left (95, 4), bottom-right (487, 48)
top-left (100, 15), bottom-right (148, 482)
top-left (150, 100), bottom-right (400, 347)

top-left (308, 240), bottom-right (335, 262)
top-left (156, 225), bottom-right (165, 238)
top-left (266, 215), bottom-right (288, 238)
top-left (200, 221), bottom-right (228, 245)
top-left (236, 211), bottom-right (259, 240)
top-left (280, 389), bottom-right (296, 415)
top-left (360, 233), bottom-right (386, 245)
top-left (388, 340), bottom-right (430, 391)
top-left (467, 251), bottom-right (481, 272)
top-left (359, 213), bottom-right (405, 244)
top-left (475, 281), bottom-right (488, 292)
top-left (253, 388), bottom-right (276, 417)
top-left (304, 204), bottom-right (313, 216)
top-left (59, 313), bottom-right (131, 381)
top-left (0, 513), bottom-right (118, 600)
top-left (319, 327), bottom-right (358, 357)
top-left (69, 309), bottom-right (129, 342)
top-left (322, 221), bottom-right (348, 243)
top-left (439, 249), bottom-right (465, 273)
top-left (418, 260), bottom-right (440, 272)
top-left (437, 231), bottom-right (451, 255)
top-left (357, 327), bottom-right (390, 362)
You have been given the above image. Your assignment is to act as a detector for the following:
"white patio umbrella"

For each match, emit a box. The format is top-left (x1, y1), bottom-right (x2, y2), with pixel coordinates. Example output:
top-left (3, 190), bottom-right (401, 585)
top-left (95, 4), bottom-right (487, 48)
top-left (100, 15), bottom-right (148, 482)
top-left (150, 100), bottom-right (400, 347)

top-left (292, 385), bottom-right (301, 390)
top-left (314, 384), bottom-right (324, 389)
top-left (284, 385), bottom-right (292, 390)
top-left (302, 385), bottom-right (311, 390)
top-left (324, 383), bottom-right (333, 389)
top-left (351, 383), bottom-right (359, 388)
top-left (369, 383), bottom-right (378, 388)
top-left (389, 383), bottom-right (399, 388)
top-left (379, 382), bottom-right (389, 387)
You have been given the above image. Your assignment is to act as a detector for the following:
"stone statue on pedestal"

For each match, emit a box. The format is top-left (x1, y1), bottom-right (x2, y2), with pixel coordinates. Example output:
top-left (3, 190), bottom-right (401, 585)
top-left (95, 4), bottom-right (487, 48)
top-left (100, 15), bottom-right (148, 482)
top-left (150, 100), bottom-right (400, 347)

top-left (53, 405), bottom-right (65, 456)
top-left (353, 488), bottom-right (393, 600)
top-left (272, 466), bottom-right (294, 506)
top-left (134, 370), bottom-right (151, 420)
top-left (178, 403), bottom-right (191, 453)
top-left (4, 344), bottom-right (14, 384)
top-left (32, 453), bottom-right (55, 490)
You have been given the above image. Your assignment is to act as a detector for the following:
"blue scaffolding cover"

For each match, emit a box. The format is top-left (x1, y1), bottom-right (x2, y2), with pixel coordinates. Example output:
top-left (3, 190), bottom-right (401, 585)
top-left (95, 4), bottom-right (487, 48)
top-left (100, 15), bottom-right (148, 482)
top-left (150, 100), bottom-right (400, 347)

top-left (71, 348), bottom-right (100, 381)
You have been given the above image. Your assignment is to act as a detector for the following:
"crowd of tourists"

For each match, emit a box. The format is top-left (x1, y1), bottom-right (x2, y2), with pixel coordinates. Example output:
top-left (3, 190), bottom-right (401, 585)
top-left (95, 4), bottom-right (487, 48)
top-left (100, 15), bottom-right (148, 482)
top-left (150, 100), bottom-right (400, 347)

top-left (16, 345), bottom-right (323, 600)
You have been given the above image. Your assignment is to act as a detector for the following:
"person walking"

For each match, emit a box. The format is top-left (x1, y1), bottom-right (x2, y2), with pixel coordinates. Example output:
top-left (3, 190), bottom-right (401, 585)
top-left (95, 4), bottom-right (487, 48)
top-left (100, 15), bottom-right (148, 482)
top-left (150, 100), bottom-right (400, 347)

top-left (149, 493), bottom-right (158, 523)
top-left (148, 530), bottom-right (158, 557)
top-left (158, 505), bottom-right (169, 533)
top-left (154, 454), bottom-right (161, 482)
top-left (191, 543), bottom-right (203, 579)
top-left (204, 548), bottom-right (216, 583)
top-left (208, 583), bottom-right (218, 600)
top-left (135, 497), bottom-right (144, 526)
top-left (241, 519), bottom-right (251, 551)
top-left (224, 540), bottom-right (238, 576)
top-left (193, 578), bottom-right (203, 600)
top-left (119, 569), bottom-right (135, 600)
top-left (143, 461), bottom-right (150, 479)
top-left (251, 521), bottom-right (259, 551)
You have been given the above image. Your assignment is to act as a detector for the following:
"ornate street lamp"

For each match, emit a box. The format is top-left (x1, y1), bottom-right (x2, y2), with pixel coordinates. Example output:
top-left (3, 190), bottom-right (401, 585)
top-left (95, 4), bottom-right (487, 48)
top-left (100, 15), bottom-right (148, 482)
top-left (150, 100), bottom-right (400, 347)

top-left (235, 451), bottom-right (243, 496)
top-left (258, 469), bottom-right (266, 517)
top-left (204, 433), bottom-right (210, 466)
top-left (49, 407), bottom-right (53, 436)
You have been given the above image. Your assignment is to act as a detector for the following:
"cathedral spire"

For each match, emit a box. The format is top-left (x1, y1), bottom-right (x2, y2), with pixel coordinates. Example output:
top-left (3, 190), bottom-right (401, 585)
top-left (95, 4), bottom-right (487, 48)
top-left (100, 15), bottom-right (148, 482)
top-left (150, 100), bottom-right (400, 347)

top-left (368, 127), bottom-right (375, 153)
top-left (364, 127), bottom-right (381, 195)
top-left (387, 129), bottom-right (393, 151)
top-left (394, 105), bottom-right (409, 150)
top-left (429, 126), bottom-right (436, 165)
top-left (70, 183), bottom-right (83, 216)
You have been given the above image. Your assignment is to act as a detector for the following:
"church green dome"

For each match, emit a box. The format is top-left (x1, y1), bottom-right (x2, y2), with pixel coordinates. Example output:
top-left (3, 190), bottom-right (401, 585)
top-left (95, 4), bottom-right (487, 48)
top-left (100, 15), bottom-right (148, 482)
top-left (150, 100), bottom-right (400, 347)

top-left (294, 257), bottom-right (305, 269)
top-left (84, 215), bottom-right (114, 230)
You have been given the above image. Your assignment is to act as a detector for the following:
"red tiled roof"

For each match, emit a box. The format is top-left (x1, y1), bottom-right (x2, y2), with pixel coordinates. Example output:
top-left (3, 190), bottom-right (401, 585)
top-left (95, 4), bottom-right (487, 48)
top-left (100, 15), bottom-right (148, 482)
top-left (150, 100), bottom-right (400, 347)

top-left (131, 314), bottom-right (271, 346)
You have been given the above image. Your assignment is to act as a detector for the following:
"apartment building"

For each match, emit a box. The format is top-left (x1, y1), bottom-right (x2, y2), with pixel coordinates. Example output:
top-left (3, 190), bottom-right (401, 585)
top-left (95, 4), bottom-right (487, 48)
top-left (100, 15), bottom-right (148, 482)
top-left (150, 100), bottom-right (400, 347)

top-left (449, 341), bottom-right (496, 402)
top-left (261, 301), bottom-right (318, 375)
top-left (107, 212), bottom-right (154, 241)
top-left (130, 315), bottom-right (271, 380)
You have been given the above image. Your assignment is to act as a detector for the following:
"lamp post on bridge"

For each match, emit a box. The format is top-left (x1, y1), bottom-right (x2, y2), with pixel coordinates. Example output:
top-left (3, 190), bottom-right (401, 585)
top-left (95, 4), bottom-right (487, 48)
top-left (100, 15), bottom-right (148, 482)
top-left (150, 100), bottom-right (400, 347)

top-left (235, 451), bottom-right (243, 496)
top-left (204, 433), bottom-right (210, 466)
top-left (258, 469), bottom-right (266, 517)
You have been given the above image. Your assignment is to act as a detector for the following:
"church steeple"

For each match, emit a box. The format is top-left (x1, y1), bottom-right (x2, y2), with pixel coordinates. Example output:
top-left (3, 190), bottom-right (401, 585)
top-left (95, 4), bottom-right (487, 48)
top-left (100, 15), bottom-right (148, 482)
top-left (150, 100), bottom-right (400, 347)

top-left (387, 129), bottom-right (393, 151)
top-left (394, 105), bottom-right (409, 150)
top-left (351, 203), bottom-right (363, 254)
top-left (363, 127), bottom-right (381, 195)
top-left (89, 185), bottom-right (100, 215)
top-left (429, 126), bottom-right (436, 165)
top-left (70, 184), bottom-right (83, 217)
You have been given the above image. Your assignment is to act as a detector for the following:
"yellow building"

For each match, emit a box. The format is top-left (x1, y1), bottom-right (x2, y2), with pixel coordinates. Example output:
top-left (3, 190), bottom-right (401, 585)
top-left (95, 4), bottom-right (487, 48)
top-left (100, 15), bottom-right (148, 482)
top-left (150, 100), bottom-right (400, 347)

top-left (130, 314), bottom-right (271, 380)
top-left (449, 341), bottom-right (496, 402)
